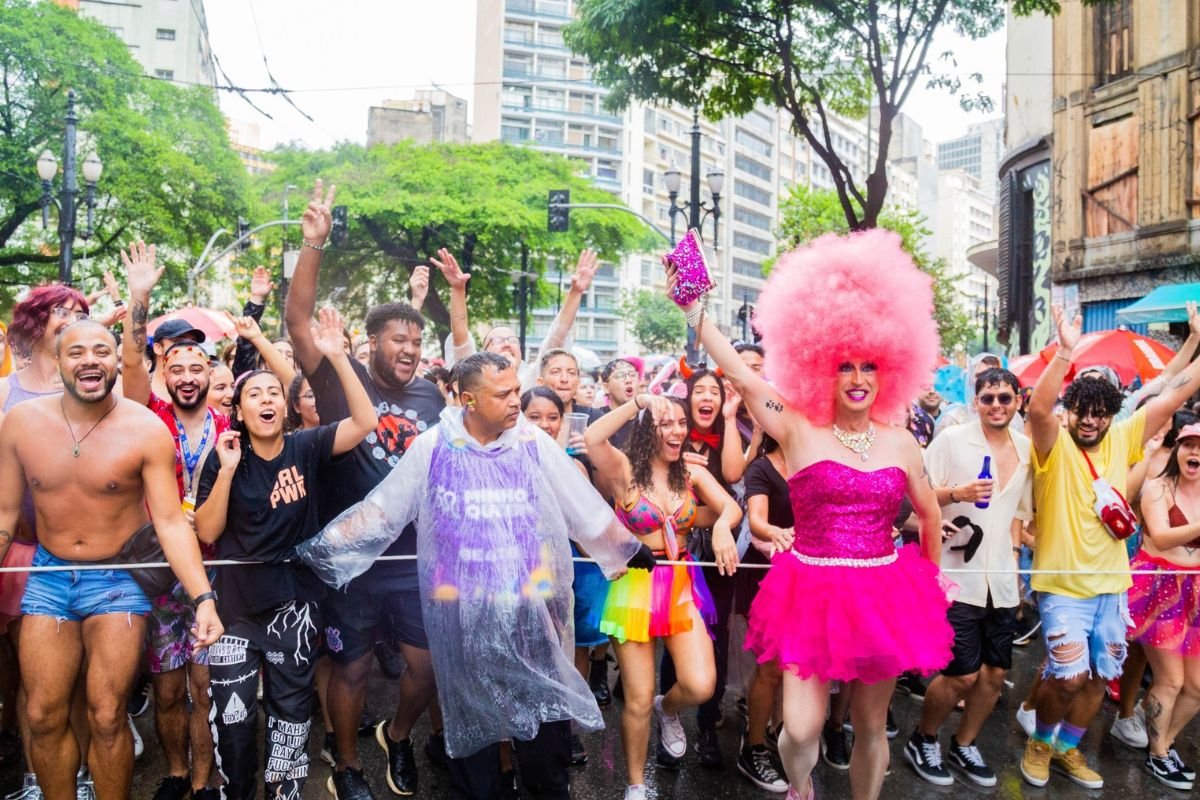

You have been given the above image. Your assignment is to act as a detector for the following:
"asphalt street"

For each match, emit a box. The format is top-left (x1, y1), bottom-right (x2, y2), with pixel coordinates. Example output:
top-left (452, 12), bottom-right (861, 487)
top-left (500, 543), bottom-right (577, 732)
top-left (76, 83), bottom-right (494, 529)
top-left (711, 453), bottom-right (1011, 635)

top-left (2, 632), bottom-right (1197, 799)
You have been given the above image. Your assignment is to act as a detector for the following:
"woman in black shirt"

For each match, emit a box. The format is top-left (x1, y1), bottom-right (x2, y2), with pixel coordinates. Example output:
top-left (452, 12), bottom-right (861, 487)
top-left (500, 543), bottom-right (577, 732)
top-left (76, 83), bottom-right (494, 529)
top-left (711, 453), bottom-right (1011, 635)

top-left (194, 308), bottom-right (377, 800)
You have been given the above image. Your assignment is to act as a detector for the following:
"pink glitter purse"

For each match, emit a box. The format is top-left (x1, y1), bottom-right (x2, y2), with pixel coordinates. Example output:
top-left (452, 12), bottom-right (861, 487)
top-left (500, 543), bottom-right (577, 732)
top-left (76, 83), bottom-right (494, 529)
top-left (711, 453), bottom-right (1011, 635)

top-left (667, 228), bottom-right (715, 307)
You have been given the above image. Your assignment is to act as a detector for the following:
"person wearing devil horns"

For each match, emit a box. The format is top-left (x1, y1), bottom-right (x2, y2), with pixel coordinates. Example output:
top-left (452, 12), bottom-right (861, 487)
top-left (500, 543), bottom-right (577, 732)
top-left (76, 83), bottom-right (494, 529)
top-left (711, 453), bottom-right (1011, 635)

top-left (664, 229), bottom-right (954, 800)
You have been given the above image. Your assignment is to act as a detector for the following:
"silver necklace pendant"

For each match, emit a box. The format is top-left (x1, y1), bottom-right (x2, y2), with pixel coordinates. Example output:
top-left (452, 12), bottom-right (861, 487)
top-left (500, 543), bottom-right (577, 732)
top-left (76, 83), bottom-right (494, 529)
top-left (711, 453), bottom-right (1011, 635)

top-left (72, 444), bottom-right (80, 457)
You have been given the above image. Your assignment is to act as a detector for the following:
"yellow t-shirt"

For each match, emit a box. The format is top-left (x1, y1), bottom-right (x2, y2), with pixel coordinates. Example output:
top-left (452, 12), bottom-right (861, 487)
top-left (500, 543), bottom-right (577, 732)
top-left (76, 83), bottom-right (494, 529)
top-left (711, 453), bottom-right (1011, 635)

top-left (1031, 408), bottom-right (1145, 598)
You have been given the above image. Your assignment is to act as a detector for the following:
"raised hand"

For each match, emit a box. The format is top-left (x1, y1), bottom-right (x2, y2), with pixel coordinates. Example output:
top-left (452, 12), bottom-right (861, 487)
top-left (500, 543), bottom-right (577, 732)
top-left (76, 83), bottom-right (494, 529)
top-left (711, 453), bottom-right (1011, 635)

top-left (214, 430), bottom-right (241, 471)
top-left (409, 265), bottom-right (430, 306)
top-left (95, 306), bottom-right (128, 328)
top-left (313, 306), bottom-right (347, 358)
top-left (223, 311), bottom-right (263, 343)
top-left (300, 178), bottom-right (336, 245)
top-left (430, 248), bottom-right (470, 291)
top-left (570, 249), bottom-right (598, 293)
top-left (249, 266), bottom-right (275, 304)
top-left (1051, 304), bottom-right (1082, 355)
top-left (120, 240), bottom-right (164, 298)
top-left (638, 394), bottom-right (672, 426)
top-left (1188, 300), bottom-right (1200, 338)
top-left (722, 385), bottom-right (742, 419)
top-left (102, 270), bottom-right (122, 303)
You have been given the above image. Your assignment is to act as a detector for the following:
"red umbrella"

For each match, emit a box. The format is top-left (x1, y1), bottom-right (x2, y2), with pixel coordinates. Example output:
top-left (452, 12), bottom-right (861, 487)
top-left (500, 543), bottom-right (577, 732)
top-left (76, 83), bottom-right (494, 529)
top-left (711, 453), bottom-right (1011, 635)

top-left (1037, 328), bottom-right (1175, 386)
top-left (148, 307), bottom-right (237, 342)
top-left (1009, 353), bottom-right (1048, 387)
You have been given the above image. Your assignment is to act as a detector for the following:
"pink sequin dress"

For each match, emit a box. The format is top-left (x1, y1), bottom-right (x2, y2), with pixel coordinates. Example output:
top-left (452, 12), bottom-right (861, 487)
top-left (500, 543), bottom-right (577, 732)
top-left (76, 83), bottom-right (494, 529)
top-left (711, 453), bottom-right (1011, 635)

top-left (745, 460), bottom-right (954, 684)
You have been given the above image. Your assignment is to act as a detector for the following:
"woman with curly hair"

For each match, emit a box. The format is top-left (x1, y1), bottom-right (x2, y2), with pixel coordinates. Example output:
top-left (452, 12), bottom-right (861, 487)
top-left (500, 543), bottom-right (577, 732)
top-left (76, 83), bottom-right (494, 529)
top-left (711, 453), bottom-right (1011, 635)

top-left (665, 229), bottom-right (952, 800)
top-left (584, 392), bottom-right (741, 800)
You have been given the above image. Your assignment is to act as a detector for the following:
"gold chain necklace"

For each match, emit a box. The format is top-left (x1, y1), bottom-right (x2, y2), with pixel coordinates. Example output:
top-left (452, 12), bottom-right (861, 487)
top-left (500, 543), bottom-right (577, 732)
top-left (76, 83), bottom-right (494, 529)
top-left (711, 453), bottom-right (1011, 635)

top-left (61, 395), bottom-right (118, 457)
top-left (832, 423), bottom-right (876, 462)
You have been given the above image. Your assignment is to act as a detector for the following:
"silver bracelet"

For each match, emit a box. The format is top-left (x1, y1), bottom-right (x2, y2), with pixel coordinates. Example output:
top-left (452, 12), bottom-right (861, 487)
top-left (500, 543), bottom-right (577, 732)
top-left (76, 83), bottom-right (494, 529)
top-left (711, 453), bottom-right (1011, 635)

top-left (303, 239), bottom-right (327, 252)
top-left (685, 303), bottom-right (704, 329)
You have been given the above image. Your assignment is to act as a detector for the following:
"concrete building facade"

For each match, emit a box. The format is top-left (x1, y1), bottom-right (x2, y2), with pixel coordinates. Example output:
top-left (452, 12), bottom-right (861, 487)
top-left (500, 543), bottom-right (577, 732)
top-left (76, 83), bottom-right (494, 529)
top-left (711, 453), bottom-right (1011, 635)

top-left (1049, 0), bottom-right (1200, 334)
top-left (75, 0), bottom-right (216, 87)
top-left (367, 91), bottom-right (470, 147)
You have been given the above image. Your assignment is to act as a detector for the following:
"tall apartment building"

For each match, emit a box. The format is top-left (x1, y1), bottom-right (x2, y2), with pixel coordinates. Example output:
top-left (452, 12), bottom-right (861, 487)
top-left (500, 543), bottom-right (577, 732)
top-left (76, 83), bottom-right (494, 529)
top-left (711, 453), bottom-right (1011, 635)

top-left (474, 0), bottom-right (917, 360)
top-left (367, 91), bottom-right (470, 147)
top-left (932, 169), bottom-right (997, 319)
top-left (936, 118), bottom-right (1004, 201)
top-left (72, 0), bottom-right (217, 87)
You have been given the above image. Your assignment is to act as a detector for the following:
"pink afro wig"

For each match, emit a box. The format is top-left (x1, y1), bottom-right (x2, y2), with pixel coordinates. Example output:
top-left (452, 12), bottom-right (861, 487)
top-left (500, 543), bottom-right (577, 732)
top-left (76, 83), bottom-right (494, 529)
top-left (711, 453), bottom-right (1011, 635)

top-left (755, 229), bottom-right (940, 427)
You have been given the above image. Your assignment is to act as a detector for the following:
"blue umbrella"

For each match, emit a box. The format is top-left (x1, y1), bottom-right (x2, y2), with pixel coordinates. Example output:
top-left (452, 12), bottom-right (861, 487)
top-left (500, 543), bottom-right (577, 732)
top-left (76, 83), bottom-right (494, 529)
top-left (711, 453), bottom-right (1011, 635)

top-left (934, 365), bottom-right (965, 403)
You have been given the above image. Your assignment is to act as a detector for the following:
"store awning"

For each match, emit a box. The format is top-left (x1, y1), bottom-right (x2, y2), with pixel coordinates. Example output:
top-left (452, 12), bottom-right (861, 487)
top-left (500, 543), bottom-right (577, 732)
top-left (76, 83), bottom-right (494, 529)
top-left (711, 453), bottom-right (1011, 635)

top-left (1115, 284), bottom-right (1200, 325)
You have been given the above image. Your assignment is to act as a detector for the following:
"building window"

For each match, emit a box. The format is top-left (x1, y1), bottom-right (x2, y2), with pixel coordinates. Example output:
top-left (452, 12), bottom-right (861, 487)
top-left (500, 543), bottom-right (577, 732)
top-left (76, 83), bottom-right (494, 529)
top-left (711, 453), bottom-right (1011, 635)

top-left (734, 154), bottom-right (772, 182)
top-left (734, 206), bottom-right (773, 231)
top-left (1095, 0), bottom-right (1132, 85)
top-left (538, 57), bottom-right (566, 79)
top-left (156, 28), bottom-right (176, 40)
top-left (735, 128), bottom-right (772, 158)
top-left (734, 232), bottom-right (772, 255)
top-left (733, 258), bottom-right (764, 278)
top-left (592, 319), bottom-right (616, 341)
top-left (734, 180), bottom-right (772, 206)
top-left (643, 169), bottom-right (654, 193)
top-left (154, 69), bottom-right (174, 80)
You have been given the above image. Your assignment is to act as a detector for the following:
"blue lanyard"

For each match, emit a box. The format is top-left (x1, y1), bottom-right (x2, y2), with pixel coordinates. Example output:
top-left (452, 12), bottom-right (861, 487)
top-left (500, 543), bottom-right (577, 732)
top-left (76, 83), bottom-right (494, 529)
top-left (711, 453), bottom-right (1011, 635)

top-left (175, 411), bottom-right (213, 494)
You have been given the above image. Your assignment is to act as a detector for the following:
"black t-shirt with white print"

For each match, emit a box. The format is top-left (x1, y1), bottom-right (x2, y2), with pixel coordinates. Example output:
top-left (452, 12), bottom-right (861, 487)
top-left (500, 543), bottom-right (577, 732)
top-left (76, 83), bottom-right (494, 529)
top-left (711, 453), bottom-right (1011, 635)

top-left (197, 425), bottom-right (336, 619)
top-left (308, 357), bottom-right (445, 590)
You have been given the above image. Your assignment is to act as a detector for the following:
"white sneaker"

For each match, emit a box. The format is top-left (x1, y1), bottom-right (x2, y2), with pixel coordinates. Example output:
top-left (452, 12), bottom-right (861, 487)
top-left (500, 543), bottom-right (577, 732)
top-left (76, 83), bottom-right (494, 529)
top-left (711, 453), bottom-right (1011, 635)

top-left (653, 695), bottom-right (686, 759)
top-left (6, 773), bottom-right (43, 800)
top-left (128, 714), bottom-right (144, 759)
top-left (623, 785), bottom-right (647, 800)
top-left (1111, 713), bottom-right (1149, 749)
top-left (1016, 703), bottom-right (1037, 737)
top-left (74, 768), bottom-right (94, 800)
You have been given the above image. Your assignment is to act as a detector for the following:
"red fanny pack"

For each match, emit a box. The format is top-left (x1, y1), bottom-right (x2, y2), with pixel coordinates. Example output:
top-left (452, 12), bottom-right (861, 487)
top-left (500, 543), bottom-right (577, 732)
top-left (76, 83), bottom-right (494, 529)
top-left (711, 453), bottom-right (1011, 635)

top-left (1081, 448), bottom-right (1137, 541)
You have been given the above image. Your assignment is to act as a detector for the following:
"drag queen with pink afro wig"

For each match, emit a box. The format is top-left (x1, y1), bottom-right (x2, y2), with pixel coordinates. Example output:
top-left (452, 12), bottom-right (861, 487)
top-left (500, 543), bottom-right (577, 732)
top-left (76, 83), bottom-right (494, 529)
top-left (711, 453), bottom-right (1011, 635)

top-left (664, 229), bottom-right (954, 800)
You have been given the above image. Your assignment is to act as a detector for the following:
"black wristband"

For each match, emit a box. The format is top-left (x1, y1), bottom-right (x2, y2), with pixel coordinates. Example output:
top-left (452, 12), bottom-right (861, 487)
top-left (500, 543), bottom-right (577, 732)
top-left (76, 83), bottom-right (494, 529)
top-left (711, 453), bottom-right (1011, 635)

top-left (192, 591), bottom-right (217, 609)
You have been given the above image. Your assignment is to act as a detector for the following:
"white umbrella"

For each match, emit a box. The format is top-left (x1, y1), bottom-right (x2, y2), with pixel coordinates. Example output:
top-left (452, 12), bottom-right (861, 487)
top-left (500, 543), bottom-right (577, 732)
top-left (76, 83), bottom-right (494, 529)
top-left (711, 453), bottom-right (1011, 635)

top-left (572, 345), bottom-right (602, 371)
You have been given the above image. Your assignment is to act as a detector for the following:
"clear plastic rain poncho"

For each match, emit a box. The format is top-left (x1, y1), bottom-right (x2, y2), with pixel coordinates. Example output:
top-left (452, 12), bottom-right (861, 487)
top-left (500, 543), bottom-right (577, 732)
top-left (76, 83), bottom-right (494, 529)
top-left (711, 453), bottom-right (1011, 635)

top-left (298, 407), bottom-right (640, 758)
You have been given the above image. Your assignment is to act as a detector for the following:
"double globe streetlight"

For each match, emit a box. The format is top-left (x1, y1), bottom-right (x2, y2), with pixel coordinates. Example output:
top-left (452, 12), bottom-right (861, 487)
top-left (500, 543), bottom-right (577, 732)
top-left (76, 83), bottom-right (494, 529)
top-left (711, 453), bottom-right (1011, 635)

top-left (35, 90), bottom-right (102, 286)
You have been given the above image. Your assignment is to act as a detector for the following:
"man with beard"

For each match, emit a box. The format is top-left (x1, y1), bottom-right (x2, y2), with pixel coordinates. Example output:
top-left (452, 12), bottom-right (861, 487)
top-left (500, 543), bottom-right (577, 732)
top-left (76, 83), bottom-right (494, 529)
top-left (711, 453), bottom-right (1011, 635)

top-left (0, 319), bottom-right (222, 800)
top-left (906, 367), bottom-right (1032, 787)
top-left (284, 180), bottom-right (445, 800)
top-left (119, 242), bottom-right (227, 800)
top-left (1019, 305), bottom-right (1200, 790)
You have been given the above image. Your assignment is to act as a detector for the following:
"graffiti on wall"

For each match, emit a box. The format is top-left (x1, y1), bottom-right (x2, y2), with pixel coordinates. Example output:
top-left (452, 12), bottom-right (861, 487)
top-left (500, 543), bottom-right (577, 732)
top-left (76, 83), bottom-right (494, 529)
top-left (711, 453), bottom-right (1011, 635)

top-left (1024, 162), bottom-right (1052, 351)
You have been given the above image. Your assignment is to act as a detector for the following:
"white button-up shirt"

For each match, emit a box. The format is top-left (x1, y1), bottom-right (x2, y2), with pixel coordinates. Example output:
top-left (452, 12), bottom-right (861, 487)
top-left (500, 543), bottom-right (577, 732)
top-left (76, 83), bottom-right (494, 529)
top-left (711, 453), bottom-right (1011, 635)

top-left (924, 420), bottom-right (1032, 609)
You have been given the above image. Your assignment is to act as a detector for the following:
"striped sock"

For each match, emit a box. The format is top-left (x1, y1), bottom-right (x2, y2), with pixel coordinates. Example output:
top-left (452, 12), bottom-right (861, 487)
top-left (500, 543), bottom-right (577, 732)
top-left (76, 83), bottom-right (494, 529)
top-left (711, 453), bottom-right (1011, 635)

top-left (1054, 722), bottom-right (1087, 752)
top-left (1032, 718), bottom-right (1057, 745)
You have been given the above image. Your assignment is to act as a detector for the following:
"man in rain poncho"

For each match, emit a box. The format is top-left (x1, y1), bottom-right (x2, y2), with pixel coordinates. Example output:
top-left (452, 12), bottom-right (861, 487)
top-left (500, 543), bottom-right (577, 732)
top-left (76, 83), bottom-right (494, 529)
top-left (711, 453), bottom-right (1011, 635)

top-left (300, 352), bottom-right (655, 799)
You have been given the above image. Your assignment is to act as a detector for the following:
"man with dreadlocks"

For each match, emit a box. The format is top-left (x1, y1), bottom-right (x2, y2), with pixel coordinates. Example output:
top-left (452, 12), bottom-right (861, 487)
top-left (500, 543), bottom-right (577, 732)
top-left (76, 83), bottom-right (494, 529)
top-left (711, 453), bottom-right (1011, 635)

top-left (1020, 304), bottom-right (1200, 790)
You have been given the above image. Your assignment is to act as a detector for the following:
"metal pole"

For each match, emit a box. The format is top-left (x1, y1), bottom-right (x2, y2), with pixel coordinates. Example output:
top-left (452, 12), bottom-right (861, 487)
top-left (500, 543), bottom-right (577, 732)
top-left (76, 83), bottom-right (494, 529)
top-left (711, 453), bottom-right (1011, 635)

top-left (518, 242), bottom-right (529, 357)
top-left (688, 111), bottom-right (702, 233)
top-left (280, 185), bottom-right (295, 337)
top-left (983, 280), bottom-right (990, 351)
top-left (741, 292), bottom-right (749, 342)
top-left (59, 91), bottom-right (78, 286)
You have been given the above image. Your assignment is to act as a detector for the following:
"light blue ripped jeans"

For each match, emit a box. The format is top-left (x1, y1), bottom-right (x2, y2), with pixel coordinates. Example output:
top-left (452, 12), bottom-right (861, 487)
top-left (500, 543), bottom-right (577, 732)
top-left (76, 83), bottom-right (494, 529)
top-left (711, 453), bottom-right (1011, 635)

top-left (1038, 591), bottom-right (1131, 681)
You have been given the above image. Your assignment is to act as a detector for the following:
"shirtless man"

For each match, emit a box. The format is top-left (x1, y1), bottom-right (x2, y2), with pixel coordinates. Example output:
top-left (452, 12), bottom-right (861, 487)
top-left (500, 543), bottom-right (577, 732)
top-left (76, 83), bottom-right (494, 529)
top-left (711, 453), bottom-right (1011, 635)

top-left (0, 320), bottom-right (223, 800)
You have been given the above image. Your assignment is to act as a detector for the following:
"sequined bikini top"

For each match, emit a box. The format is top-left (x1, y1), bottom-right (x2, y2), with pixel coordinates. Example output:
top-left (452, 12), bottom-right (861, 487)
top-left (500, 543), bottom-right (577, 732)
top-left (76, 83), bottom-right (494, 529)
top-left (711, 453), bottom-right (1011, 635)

top-left (787, 460), bottom-right (907, 561)
top-left (615, 487), bottom-right (698, 538)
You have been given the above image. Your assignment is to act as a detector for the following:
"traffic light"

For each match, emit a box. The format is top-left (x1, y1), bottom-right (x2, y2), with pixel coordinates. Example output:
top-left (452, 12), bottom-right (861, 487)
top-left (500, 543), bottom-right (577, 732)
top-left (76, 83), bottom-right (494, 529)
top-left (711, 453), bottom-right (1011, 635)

top-left (236, 217), bottom-right (251, 251)
top-left (548, 189), bottom-right (569, 233)
top-left (331, 205), bottom-right (348, 246)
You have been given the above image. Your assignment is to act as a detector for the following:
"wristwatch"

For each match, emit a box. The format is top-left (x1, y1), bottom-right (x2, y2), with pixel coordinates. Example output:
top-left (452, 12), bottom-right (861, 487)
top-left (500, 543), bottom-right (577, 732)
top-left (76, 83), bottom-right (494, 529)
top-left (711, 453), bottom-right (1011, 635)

top-left (192, 591), bottom-right (218, 609)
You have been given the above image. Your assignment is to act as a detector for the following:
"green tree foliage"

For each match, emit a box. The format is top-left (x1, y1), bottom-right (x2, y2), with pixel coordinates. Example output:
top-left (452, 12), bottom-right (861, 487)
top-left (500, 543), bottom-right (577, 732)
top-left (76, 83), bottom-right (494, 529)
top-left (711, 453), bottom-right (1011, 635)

top-left (774, 185), bottom-right (975, 352)
top-left (0, 0), bottom-right (248, 312)
top-left (567, 0), bottom-right (1109, 231)
top-left (253, 141), bottom-right (653, 348)
top-left (617, 289), bottom-right (686, 354)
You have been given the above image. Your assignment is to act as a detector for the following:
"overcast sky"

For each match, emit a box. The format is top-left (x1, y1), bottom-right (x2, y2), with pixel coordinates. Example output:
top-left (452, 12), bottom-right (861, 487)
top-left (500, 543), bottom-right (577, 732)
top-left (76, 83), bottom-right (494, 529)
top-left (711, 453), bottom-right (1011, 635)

top-left (204, 1), bottom-right (1007, 151)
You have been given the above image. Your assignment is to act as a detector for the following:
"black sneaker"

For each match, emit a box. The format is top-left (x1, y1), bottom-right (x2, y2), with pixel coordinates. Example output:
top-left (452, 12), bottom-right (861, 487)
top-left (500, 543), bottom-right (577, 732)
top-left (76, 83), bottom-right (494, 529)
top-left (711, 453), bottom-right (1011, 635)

top-left (127, 675), bottom-right (151, 718)
top-left (358, 709), bottom-right (381, 736)
top-left (1146, 753), bottom-right (1195, 790)
top-left (764, 722), bottom-right (782, 756)
top-left (191, 789), bottom-right (220, 800)
top-left (570, 734), bottom-right (588, 766)
top-left (375, 722), bottom-right (417, 796)
top-left (320, 732), bottom-right (337, 767)
top-left (374, 641), bottom-right (405, 680)
top-left (655, 738), bottom-right (681, 770)
top-left (821, 722), bottom-right (850, 770)
top-left (896, 673), bottom-right (927, 701)
top-left (886, 707), bottom-right (898, 739)
top-left (904, 731), bottom-right (953, 786)
top-left (696, 728), bottom-right (723, 769)
top-left (328, 767), bottom-right (376, 800)
top-left (424, 731), bottom-right (448, 771)
top-left (1171, 748), bottom-right (1196, 782)
top-left (948, 738), bottom-right (996, 787)
top-left (588, 656), bottom-right (611, 707)
top-left (150, 776), bottom-right (189, 800)
top-left (736, 745), bottom-right (788, 793)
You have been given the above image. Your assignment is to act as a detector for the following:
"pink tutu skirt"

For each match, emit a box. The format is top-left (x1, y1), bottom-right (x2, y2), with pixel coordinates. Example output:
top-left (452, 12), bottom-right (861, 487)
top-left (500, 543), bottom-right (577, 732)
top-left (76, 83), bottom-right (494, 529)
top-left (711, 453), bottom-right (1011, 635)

top-left (745, 544), bottom-right (954, 684)
top-left (1128, 550), bottom-right (1200, 657)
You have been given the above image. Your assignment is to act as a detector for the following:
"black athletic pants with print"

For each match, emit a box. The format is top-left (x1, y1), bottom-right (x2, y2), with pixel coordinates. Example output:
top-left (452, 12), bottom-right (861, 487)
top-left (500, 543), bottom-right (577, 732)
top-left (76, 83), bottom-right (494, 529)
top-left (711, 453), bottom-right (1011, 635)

top-left (447, 719), bottom-right (572, 800)
top-left (207, 601), bottom-right (319, 800)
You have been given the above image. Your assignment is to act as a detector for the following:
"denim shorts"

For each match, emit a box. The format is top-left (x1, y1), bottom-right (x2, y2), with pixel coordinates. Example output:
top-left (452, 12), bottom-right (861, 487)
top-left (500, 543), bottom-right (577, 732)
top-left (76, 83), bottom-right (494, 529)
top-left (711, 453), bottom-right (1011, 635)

top-left (1038, 591), bottom-right (1130, 681)
top-left (21, 546), bottom-right (151, 622)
